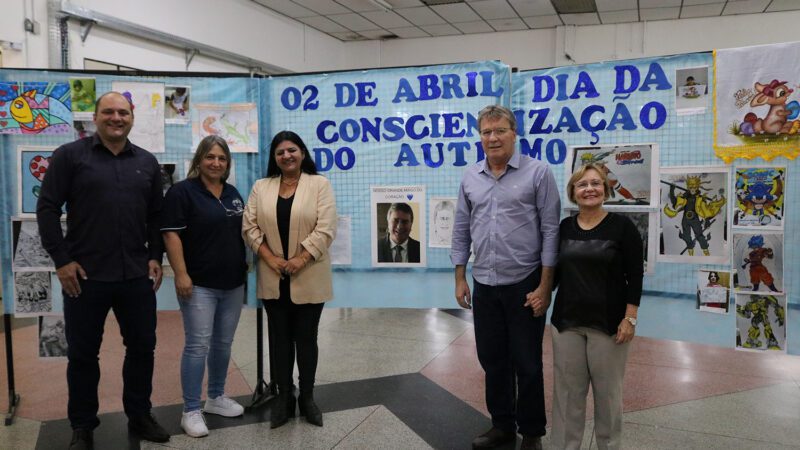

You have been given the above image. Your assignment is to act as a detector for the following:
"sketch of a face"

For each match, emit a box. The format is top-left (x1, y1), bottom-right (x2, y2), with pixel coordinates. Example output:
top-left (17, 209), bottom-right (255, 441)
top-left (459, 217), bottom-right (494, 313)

top-left (433, 201), bottom-right (455, 244)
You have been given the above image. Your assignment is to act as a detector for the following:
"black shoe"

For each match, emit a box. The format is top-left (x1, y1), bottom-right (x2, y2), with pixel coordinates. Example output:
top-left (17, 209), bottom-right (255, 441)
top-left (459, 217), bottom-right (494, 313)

top-left (298, 393), bottom-right (323, 427)
top-left (472, 427), bottom-right (516, 449)
top-left (128, 413), bottom-right (170, 443)
top-left (68, 429), bottom-right (94, 450)
top-left (520, 434), bottom-right (543, 450)
top-left (270, 391), bottom-right (296, 429)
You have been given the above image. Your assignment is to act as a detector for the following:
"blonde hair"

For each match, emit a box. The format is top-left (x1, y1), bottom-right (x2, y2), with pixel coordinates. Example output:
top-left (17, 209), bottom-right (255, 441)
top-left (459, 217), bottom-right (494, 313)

top-left (187, 135), bottom-right (232, 181)
top-left (566, 163), bottom-right (611, 204)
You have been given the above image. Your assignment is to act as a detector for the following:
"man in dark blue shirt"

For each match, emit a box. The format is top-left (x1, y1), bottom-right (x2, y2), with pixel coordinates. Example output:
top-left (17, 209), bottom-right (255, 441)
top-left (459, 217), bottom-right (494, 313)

top-left (37, 92), bottom-right (169, 449)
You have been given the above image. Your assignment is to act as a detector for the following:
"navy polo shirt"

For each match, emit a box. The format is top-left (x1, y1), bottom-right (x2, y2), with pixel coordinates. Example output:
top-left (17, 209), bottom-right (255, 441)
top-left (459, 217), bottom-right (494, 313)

top-left (161, 177), bottom-right (247, 290)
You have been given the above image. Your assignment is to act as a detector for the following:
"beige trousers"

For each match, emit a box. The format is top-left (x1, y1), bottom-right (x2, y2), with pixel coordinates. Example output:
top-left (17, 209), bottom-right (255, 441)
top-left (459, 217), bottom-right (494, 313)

top-left (550, 326), bottom-right (630, 450)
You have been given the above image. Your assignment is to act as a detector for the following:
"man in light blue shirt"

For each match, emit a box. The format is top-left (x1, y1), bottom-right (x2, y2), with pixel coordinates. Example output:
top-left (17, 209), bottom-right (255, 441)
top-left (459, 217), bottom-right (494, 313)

top-left (452, 105), bottom-right (560, 450)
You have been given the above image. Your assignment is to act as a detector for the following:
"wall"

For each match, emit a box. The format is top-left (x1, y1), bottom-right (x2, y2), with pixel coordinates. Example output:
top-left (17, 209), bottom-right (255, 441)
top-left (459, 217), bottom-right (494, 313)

top-left (5, 1), bottom-right (800, 74)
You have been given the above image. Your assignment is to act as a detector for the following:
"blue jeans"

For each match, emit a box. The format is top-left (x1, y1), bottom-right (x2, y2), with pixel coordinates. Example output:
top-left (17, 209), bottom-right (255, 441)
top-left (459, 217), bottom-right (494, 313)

top-left (179, 284), bottom-right (244, 412)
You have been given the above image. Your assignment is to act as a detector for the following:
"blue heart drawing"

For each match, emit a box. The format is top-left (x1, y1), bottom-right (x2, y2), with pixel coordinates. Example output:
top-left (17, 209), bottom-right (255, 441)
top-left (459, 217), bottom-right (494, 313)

top-left (406, 194), bottom-right (414, 200)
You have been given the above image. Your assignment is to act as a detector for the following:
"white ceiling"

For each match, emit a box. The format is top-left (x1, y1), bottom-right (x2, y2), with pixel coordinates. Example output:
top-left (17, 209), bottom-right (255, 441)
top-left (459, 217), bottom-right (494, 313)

top-left (251, 0), bottom-right (800, 41)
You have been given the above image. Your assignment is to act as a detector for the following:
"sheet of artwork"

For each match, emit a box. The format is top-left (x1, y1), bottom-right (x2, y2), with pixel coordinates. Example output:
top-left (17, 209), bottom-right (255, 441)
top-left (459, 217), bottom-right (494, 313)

top-left (733, 231), bottom-right (783, 293)
top-left (615, 210), bottom-right (657, 275)
top-left (165, 85), bottom-right (190, 124)
top-left (735, 293), bottom-right (786, 352)
top-left (371, 185), bottom-right (426, 267)
top-left (429, 197), bottom-right (457, 248)
top-left (111, 81), bottom-right (165, 153)
top-left (330, 215), bottom-right (352, 265)
top-left (714, 41), bottom-right (800, 162)
top-left (17, 145), bottom-right (56, 217)
top-left (11, 220), bottom-right (65, 271)
top-left (192, 103), bottom-right (258, 153)
top-left (733, 167), bottom-right (785, 229)
top-left (566, 144), bottom-right (659, 208)
top-left (14, 271), bottom-right (52, 317)
top-left (159, 163), bottom-right (186, 197)
top-left (659, 167), bottom-right (729, 264)
top-left (73, 120), bottom-right (96, 140)
top-left (0, 81), bottom-right (72, 134)
top-left (696, 269), bottom-right (731, 314)
top-left (675, 67), bottom-right (709, 116)
top-left (69, 77), bottom-right (96, 120)
top-left (39, 316), bottom-right (68, 359)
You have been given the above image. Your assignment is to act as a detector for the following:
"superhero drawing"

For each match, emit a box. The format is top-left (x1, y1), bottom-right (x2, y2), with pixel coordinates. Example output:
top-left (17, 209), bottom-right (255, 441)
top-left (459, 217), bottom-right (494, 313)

top-left (696, 269), bottom-right (731, 314)
top-left (734, 167), bottom-right (785, 228)
top-left (735, 293), bottom-right (786, 352)
top-left (659, 168), bottom-right (728, 264)
top-left (568, 144), bottom-right (657, 207)
top-left (0, 81), bottom-right (72, 134)
top-left (733, 232), bottom-right (783, 293)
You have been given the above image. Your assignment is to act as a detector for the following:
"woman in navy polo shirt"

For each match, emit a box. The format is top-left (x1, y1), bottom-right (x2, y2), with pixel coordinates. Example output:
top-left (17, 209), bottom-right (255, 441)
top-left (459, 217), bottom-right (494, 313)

top-left (162, 135), bottom-right (247, 438)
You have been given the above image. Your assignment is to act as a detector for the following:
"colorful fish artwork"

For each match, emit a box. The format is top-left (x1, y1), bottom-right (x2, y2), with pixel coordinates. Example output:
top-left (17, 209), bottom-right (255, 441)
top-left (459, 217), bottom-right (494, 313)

top-left (0, 81), bottom-right (73, 135)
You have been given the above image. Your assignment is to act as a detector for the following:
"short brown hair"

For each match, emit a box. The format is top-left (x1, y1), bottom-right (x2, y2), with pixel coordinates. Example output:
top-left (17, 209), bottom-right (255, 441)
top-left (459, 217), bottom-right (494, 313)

top-left (478, 105), bottom-right (516, 133)
top-left (566, 163), bottom-right (611, 204)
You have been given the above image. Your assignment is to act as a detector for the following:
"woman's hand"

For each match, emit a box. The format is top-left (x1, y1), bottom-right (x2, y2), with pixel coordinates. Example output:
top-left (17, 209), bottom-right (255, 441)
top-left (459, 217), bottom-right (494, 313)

top-left (284, 256), bottom-right (308, 276)
top-left (174, 272), bottom-right (193, 299)
top-left (265, 253), bottom-right (287, 277)
top-left (615, 318), bottom-right (636, 344)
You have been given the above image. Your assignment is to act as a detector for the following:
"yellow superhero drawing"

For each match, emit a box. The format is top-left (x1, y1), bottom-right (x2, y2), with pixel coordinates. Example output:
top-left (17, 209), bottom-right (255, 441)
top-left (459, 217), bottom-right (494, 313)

top-left (663, 175), bottom-right (726, 256)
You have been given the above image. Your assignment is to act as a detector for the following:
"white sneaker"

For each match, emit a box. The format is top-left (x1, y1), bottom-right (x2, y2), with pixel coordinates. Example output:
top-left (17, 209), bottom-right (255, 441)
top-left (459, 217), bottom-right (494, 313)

top-left (204, 395), bottom-right (244, 417)
top-left (181, 410), bottom-right (208, 438)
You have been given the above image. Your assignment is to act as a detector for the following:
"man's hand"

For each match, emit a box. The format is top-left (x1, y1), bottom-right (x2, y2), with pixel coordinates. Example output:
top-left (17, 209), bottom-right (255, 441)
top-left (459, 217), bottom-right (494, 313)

top-left (148, 259), bottom-right (163, 292)
top-left (56, 261), bottom-right (87, 298)
top-left (524, 284), bottom-right (552, 317)
top-left (174, 272), bottom-right (193, 299)
top-left (455, 277), bottom-right (472, 309)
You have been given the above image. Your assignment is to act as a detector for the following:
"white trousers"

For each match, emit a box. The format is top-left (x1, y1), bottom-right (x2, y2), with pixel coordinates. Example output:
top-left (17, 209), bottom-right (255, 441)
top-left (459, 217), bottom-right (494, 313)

top-left (550, 326), bottom-right (630, 450)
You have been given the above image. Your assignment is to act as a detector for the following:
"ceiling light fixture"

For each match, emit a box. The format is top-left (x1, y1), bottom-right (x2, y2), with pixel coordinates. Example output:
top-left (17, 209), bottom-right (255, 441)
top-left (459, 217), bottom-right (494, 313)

top-left (368, 0), bottom-right (393, 11)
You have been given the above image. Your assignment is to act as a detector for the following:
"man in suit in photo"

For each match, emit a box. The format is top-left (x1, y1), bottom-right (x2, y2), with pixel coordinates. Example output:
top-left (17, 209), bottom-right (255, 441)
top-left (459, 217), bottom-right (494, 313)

top-left (377, 202), bottom-right (420, 263)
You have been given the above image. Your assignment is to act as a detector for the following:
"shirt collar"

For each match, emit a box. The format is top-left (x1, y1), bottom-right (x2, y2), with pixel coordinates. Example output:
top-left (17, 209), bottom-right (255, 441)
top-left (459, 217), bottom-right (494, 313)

top-left (390, 239), bottom-right (408, 251)
top-left (92, 134), bottom-right (134, 155)
top-left (479, 151), bottom-right (520, 174)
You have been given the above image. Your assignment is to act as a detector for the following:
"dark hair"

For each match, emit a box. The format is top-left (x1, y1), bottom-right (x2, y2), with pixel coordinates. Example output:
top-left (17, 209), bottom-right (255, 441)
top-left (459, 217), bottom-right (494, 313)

top-left (387, 202), bottom-right (414, 223)
top-left (266, 131), bottom-right (318, 177)
top-left (187, 135), bottom-right (232, 181)
top-left (94, 91), bottom-right (134, 114)
top-left (707, 271), bottom-right (720, 281)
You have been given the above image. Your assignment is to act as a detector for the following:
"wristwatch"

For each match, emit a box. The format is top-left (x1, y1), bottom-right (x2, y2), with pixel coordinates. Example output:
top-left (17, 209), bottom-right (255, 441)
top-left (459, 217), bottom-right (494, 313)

top-left (624, 317), bottom-right (637, 326)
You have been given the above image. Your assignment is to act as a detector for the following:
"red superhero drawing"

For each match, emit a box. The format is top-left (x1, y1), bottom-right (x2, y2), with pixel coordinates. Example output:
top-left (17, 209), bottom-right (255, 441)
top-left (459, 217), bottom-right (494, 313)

top-left (741, 235), bottom-right (779, 292)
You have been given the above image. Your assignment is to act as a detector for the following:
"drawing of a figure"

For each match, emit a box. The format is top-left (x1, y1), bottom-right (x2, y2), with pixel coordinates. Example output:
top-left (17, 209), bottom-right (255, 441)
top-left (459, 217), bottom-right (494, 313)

top-left (737, 295), bottom-right (784, 350)
top-left (579, 151), bottom-right (636, 201)
top-left (14, 271), bottom-right (52, 315)
top-left (662, 175), bottom-right (726, 256)
top-left (735, 168), bottom-right (784, 226)
top-left (39, 317), bottom-right (68, 357)
top-left (431, 200), bottom-right (455, 247)
top-left (742, 235), bottom-right (779, 292)
top-left (738, 79), bottom-right (800, 136)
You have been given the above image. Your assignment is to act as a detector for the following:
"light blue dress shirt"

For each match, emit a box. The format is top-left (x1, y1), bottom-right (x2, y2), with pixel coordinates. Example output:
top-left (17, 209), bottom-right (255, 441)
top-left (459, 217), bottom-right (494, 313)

top-left (451, 151), bottom-right (560, 286)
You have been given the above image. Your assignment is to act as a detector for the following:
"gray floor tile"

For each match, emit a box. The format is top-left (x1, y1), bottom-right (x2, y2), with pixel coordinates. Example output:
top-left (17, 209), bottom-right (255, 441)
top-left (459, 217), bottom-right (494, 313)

top-left (623, 382), bottom-right (800, 447)
top-left (333, 405), bottom-right (432, 450)
top-left (320, 308), bottom-right (471, 345)
top-left (0, 417), bottom-right (41, 450)
top-left (316, 330), bottom-right (449, 382)
top-left (617, 422), bottom-right (800, 450)
top-left (141, 406), bottom-right (379, 450)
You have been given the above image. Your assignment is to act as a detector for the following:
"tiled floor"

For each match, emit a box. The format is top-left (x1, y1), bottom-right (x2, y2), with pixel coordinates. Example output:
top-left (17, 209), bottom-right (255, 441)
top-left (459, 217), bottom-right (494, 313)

top-left (1, 298), bottom-right (799, 449)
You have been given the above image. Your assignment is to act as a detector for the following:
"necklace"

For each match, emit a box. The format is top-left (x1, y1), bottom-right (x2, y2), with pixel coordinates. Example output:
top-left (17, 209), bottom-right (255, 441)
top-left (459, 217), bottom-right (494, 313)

top-left (281, 176), bottom-right (300, 186)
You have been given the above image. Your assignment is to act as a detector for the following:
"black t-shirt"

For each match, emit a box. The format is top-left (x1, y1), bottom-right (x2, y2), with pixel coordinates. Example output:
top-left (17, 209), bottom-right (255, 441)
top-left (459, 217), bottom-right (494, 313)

top-left (551, 212), bottom-right (644, 335)
top-left (161, 177), bottom-right (246, 290)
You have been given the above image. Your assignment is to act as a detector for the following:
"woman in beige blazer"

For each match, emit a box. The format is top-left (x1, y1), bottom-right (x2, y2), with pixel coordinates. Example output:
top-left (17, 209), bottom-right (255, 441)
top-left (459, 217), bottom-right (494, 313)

top-left (242, 131), bottom-right (336, 429)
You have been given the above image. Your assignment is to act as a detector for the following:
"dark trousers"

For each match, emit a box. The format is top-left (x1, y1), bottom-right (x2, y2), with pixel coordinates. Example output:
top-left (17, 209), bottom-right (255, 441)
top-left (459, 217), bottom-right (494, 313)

top-left (63, 277), bottom-right (157, 430)
top-left (473, 269), bottom-right (546, 437)
top-left (263, 298), bottom-right (324, 393)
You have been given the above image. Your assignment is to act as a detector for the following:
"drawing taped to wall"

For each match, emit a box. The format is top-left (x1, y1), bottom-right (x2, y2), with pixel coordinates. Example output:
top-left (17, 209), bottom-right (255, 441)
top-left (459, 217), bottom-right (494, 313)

top-left (111, 81), bottom-right (165, 152)
top-left (39, 315), bottom-right (68, 358)
top-left (733, 167), bottom-right (785, 229)
top-left (659, 167), bottom-right (729, 264)
top-left (17, 145), bottom-right (56, 217)
top-left (193, 103), bottom-right (258, 153)
top-left (14, 271), bottom-right (52, 317)
top-left (11, 219), bottom-right (64, 271)
top-left (0, 81), bottom-right (72, 134)
top-left (696, 269), bottom-right (731, 314)
top-left (736, 293), bottom-right (786, 352)
top-left (733, 231), bottom-right (783, 293)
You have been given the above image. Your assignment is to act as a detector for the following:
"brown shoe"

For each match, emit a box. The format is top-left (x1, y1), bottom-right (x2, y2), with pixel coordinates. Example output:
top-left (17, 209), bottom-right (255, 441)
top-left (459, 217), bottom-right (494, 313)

top-left (521, 434), bottom-right (543, 450)
top-left (471, 427), bottom-right (516, 449)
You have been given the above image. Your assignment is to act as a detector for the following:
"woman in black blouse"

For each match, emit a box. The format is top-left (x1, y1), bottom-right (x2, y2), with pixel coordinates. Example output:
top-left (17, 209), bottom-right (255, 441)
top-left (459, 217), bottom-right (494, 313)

top-left (549, 163), bottom-right (643, 450)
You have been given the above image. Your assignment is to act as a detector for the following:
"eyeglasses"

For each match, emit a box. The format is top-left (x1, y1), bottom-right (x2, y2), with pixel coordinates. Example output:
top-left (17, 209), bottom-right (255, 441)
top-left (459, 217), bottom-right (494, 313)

top-left (575, 180), bottom-right (604, 190)
top-left (480, 128), bottom-right (510, 137)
